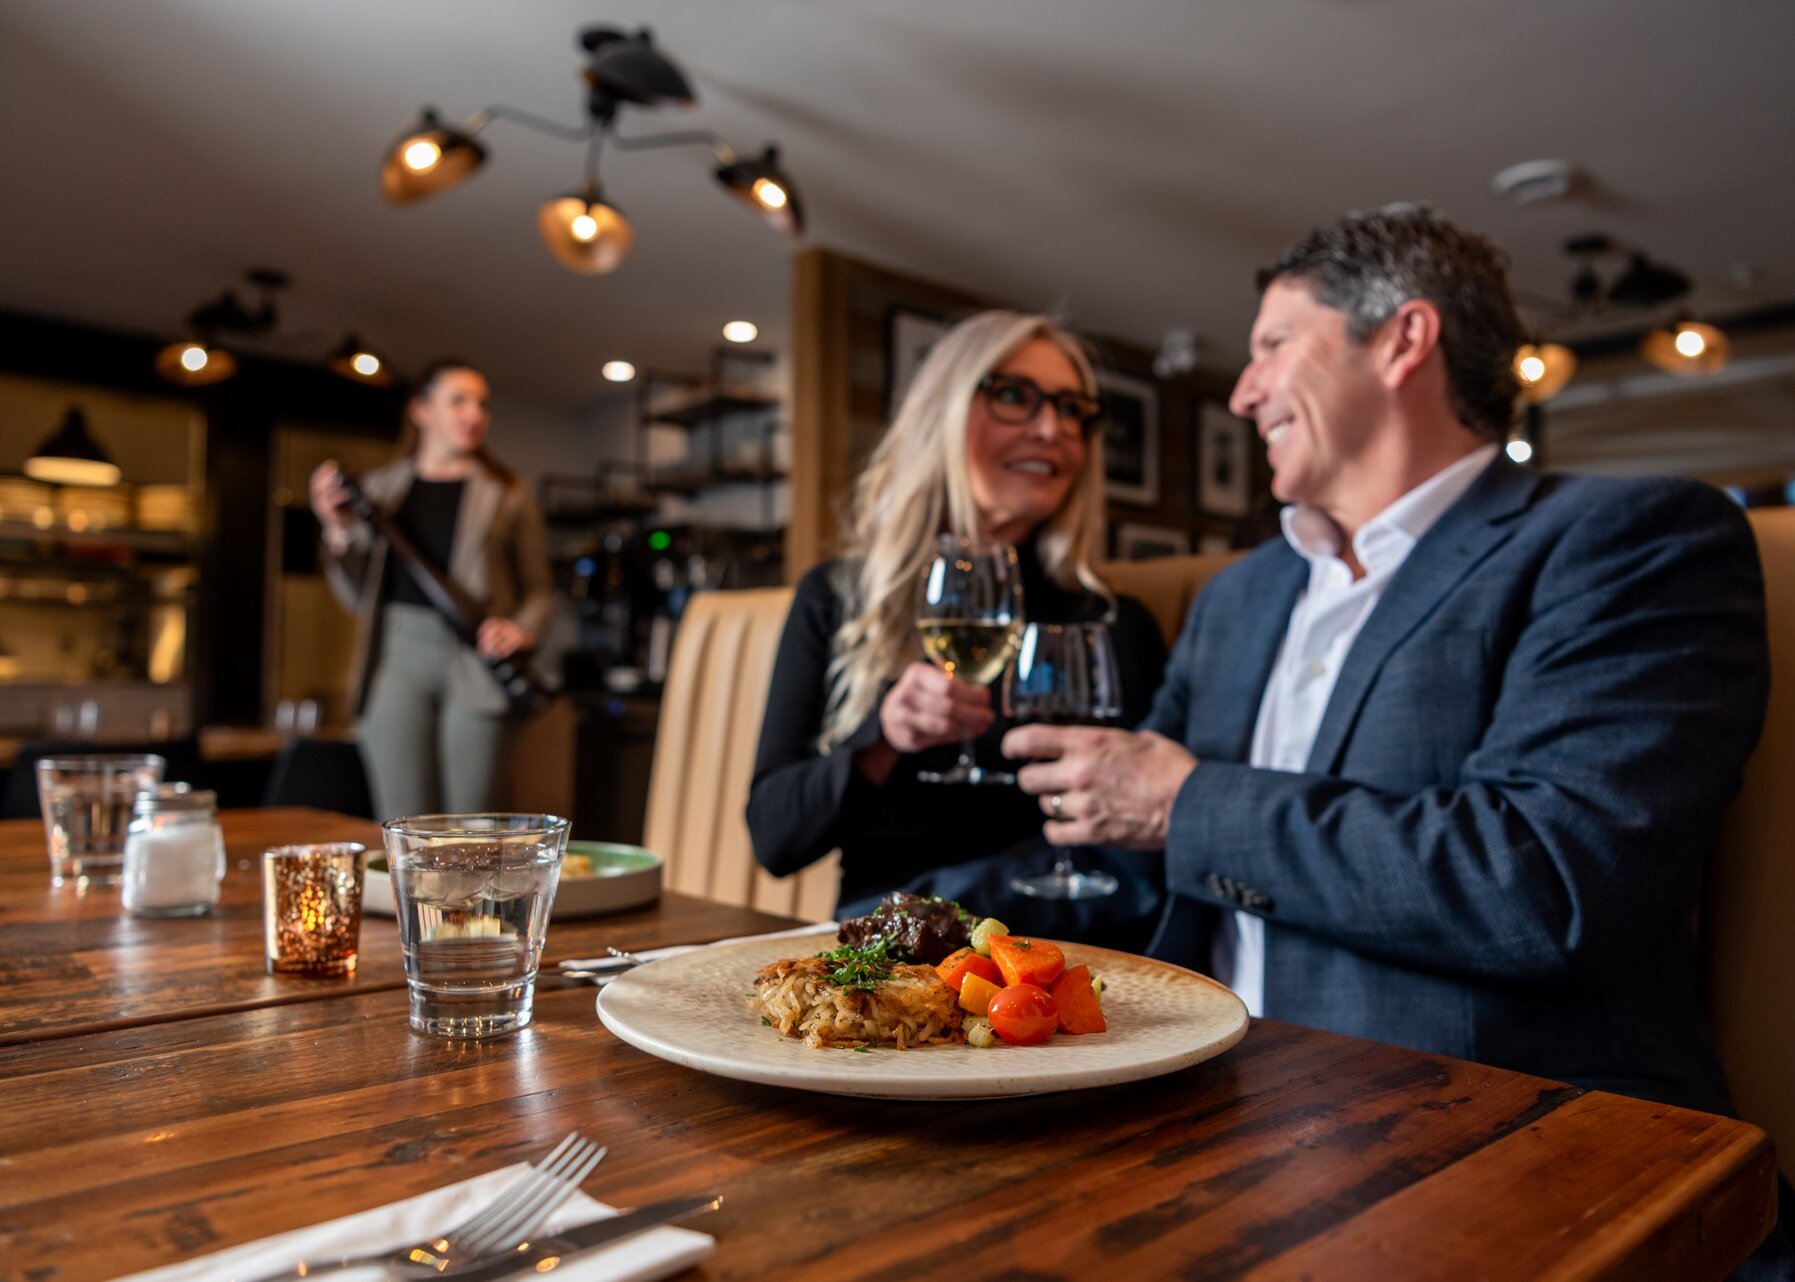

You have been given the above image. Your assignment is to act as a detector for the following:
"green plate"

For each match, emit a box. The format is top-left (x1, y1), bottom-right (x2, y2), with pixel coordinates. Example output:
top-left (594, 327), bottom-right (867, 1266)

top-left (363, 841), bottom-right (664, 919)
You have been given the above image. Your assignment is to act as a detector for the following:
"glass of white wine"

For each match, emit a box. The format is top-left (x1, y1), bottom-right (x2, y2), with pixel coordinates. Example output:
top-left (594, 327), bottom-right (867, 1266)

top-left (914, 535), bottom-right (1024, 786)
top-left (1005, 620), bottom-right (1123, 899)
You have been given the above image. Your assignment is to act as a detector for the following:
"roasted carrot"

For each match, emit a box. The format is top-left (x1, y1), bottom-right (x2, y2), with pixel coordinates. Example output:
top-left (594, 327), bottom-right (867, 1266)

top-left (936, 945), bottom-right (1002, 993)
top-left (986, 935), bottom-right (1066, 989)
top-left (1050, 964), bottom-right (1107, 1034)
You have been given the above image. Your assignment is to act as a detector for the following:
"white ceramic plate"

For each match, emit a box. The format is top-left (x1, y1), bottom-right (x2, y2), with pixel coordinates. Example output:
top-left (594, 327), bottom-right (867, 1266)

top-left (363, 842), bottom-right (663, 919)
top-left (596, 935), bottom-right (1248, 1099)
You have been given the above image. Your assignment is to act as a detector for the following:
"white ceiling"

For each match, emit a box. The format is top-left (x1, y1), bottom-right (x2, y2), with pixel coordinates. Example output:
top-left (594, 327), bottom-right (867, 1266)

top-left (1, 0), bottom-right (1791, 412)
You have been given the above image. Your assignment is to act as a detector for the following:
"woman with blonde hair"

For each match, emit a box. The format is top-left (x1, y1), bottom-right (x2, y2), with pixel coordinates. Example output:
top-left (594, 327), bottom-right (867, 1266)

top-left (747, 312), bottom-right (1166, 939)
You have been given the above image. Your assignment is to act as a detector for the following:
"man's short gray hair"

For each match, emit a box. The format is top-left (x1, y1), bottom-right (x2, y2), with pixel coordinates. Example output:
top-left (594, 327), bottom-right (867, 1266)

top-left (1257, 204), bottom-right (1525, 438)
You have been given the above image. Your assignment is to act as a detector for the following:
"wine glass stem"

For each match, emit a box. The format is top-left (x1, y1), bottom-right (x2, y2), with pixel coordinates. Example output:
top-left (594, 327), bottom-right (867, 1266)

top-left (956, 738), bottom-right (977, 772)
top-left (1052, 853), bottom-right (1076, 879)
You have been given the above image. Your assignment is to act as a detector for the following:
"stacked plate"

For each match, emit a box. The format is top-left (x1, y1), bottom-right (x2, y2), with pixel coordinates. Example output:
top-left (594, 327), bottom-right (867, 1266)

top-left (56, 486), bottom-right (132, 531)
top-left (137, 485), bottom-right (197, 532)
top-left (0, 476), bottom-right (54, 525)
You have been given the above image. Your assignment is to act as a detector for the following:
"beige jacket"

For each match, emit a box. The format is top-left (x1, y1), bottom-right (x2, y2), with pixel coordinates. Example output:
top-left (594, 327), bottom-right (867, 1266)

top-left (321, 456), bottom-right (555, 716)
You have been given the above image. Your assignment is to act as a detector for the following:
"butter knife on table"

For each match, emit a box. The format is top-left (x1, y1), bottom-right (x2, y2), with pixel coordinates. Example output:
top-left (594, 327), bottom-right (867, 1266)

top-left (438, 1195), bottom-right (722, 1280)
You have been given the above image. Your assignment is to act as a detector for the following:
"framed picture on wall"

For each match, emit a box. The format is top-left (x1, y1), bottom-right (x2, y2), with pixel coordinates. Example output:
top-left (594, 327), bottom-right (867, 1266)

top-left (1114, 521), bottom-right (1190, 560)
top-left (886, 308), bottom-right (952, 417)
top-left (1196, 403), bottom-right (1251, 517)
top-left (1099, 370), bottom-right (1159, 507)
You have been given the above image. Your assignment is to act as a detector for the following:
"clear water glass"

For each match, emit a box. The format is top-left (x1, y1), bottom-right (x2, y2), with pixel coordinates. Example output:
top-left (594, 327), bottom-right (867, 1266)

top-left (35, 753), bottom-right (166, 887)
top-left (382, 813), bottom-right (570, 1039)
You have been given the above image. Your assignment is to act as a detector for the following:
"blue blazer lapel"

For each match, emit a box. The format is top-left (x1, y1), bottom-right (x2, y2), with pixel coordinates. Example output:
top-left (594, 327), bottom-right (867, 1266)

top-left (1305, 457), bottom-right (1539, 775)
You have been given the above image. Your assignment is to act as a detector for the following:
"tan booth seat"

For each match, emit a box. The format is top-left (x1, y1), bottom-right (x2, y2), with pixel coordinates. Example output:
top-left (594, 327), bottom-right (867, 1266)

top-left (641, 523), bottom-right (1792, 1178)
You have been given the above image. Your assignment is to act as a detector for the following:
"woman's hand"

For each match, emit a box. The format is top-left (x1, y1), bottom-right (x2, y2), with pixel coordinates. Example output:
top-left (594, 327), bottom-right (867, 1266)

top-left (879, 662), bottom-right (994, 754)
top-left (309, 461), bottom-right (356, 545)
top-left (476, 618), bottom-right (536, 660)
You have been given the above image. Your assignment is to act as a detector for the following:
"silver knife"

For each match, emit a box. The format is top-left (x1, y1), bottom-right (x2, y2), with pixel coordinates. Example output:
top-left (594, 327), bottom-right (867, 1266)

top-left (438, 1195), bottom-right (722, 1280)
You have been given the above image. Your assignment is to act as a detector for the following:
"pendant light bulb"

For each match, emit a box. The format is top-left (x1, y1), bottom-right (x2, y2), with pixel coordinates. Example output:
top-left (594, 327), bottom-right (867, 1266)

top-left (329, 333), bottom-right (394, 386)
top-left (751, 178), bottom-right (787, 210)
top-left (1641, 320), bottom-right (1729, 376)
top-left (402, 138), bottom-right (443, 173)
top-left (1512, 342), bottom-right (1576, 405)
top-left (380, 109), bottom-right (486, 205)
top-left (538, 191), bottom-right (633, 274)
top-left (154, 339), bottom-right (238, 386)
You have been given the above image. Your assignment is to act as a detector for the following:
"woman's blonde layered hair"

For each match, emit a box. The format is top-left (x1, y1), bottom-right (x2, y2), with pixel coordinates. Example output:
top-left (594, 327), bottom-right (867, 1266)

top-left (819, 311), bottom-right (1110, 748)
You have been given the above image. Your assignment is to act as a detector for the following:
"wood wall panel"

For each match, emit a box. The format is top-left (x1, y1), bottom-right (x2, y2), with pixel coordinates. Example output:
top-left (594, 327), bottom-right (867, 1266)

top-left (786, 248), bottom-right (1267, 580)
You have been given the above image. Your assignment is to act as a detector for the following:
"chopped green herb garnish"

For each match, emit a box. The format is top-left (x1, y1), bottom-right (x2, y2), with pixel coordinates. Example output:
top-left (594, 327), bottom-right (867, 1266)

top-left (760, 1016), bottom-right (772, 1026)
top-left (852, 1045), bottom-right (872, 1053)
top-left (815, 937), bottom-right (895, 991)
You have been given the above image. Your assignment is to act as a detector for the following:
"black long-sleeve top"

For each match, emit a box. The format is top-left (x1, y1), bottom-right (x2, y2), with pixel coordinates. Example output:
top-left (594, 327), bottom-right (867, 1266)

top-left (747, 543), bottom-right (1168, 910)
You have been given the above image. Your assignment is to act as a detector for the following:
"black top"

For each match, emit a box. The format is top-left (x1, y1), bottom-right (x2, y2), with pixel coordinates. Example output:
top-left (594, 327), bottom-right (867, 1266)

top-left (386, 479), bottom-right (465, 609)
top-left (746, 542), bottom-right (1168, 915)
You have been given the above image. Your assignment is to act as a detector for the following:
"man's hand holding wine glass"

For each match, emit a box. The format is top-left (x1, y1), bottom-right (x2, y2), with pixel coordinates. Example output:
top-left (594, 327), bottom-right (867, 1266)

top-left (1004, 723), bottom-right (1198, 851)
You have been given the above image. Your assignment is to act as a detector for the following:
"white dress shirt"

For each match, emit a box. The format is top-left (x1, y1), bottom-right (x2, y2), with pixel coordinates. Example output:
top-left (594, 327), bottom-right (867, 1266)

top-left (1216, 444), bottom-right (1499, 1016)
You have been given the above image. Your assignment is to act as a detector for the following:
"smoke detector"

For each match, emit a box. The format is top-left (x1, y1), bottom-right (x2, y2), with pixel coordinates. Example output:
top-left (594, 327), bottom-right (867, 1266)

top-left (1492, 159), bottom-right (1577, 205)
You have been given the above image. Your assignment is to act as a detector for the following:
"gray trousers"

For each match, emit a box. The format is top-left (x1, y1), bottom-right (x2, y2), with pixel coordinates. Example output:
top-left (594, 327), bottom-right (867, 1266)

top-left (358, 605), bottom-right (512, 821)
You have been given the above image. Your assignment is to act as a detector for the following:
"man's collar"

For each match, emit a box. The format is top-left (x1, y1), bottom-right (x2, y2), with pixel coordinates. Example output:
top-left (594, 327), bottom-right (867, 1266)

top-left (1279, 443), bottom-right (1502, 574)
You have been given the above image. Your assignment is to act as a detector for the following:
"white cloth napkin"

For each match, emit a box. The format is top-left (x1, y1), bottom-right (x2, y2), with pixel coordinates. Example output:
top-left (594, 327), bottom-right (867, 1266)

top-left (558, 920), bottom-right (838, 974)
top-left (111, 1163), bottom-right (714, 1282)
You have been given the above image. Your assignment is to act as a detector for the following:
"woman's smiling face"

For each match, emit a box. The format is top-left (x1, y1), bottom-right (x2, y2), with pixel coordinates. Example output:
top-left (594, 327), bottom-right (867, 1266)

top-left (965, 337), bottom-right (1089, 545)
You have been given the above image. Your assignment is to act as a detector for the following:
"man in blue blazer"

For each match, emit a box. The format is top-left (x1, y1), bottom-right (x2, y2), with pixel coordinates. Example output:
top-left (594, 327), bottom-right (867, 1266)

top-left (1006, 206), bottom-right (1770, 1122)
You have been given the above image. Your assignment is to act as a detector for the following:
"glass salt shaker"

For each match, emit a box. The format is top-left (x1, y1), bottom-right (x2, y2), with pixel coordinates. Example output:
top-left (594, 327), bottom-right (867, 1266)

top-left (122, 784), bottom-right (225, 917)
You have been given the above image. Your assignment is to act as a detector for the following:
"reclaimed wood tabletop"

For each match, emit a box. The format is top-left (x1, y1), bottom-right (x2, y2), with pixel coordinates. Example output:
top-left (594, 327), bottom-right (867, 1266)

top-left (0, 810), bottom-right (1779, 1280)
top-left (0, 809), bottom-right (795, 1046)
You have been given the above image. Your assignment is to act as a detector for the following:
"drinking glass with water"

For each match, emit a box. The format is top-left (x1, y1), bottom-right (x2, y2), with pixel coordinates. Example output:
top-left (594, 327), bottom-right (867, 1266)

top-left (382, 813), bottom-right (570, 1038)
top-left (35, 754), bottom-right (166, 887)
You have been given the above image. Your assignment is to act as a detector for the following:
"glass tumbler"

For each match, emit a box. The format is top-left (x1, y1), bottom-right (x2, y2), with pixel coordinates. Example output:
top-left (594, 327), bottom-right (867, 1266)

top-left (35, 754), bottom-right (166, 887)
top-left (382, 813), bottom-right (570, 1039)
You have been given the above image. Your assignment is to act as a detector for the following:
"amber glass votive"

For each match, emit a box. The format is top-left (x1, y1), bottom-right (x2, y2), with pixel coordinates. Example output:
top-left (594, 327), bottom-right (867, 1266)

top-left (261, 843), bottom-right (366, 976)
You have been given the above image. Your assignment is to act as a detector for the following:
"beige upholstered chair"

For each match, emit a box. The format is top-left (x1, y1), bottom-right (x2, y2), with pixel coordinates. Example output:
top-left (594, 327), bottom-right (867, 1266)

top-left (641, 588), bottom-right (840, 922)
top-left (641, 529), bottom-right (1792, 1179)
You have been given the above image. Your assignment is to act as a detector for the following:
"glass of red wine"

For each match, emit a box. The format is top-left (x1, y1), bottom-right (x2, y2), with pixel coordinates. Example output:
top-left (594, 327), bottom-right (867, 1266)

top-left (1004, 621), bottom-right (1122, 899)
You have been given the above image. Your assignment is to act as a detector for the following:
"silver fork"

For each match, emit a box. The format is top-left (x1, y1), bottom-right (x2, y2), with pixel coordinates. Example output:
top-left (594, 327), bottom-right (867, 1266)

top-left (249, 1132), bottom-right (607, 1281)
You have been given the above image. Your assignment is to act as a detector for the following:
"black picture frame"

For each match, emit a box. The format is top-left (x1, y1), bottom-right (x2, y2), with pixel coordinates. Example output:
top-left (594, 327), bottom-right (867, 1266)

top-left (885, 307), bottom-right (952, 418)
top-left (1098, 369), bottom-right (1159, 508)
top-left (1196, 402), bottom-right (1251, 517)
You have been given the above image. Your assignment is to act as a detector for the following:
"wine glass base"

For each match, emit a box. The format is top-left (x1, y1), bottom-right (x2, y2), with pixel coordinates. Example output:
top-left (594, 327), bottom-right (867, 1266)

top-left (1010, 868), bottom-right (1120, 900)
top-left (916, 763), bottom-right (1016, 786)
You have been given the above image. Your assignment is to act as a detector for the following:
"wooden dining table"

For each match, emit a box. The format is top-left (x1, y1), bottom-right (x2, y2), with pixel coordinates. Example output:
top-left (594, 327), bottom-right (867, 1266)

top-left (0, 808), bottom-right (1780, 1281)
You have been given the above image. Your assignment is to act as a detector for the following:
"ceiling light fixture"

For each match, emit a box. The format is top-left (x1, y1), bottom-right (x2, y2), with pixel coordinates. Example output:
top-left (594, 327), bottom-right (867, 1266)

top-left (1641, 319), bottom-right (1731, 376)
top-left (378, 25), bottom-right (804, 276)
top-left (722, 321), bottom-right (759, 344)
top-left (329, 334), bottom-right (393, 386)
top-left (602, 360), bottom-right (637, 382)
top-left (1512, 341), bottom-right (1577, 405)
top-left (1514, 233), bottom-right (1733, 404)
top-left (154, 269), bottom-right (393, 390)
top-left (25, 406), bottom-right (121, 487)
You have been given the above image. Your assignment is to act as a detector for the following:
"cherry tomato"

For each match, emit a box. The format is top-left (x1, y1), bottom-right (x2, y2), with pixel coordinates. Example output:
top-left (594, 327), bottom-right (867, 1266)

top-left (986, 983), bottom-right (1058, 1046)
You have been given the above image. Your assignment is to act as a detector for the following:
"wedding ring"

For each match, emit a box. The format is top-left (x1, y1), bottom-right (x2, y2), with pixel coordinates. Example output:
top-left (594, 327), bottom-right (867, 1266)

top-left (1049, 793), bottom-right (1065, 820)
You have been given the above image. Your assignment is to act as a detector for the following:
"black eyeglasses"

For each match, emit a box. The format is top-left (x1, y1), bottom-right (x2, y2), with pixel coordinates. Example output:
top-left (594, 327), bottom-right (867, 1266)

top-left (977, 373), bottom-right (1106, 437)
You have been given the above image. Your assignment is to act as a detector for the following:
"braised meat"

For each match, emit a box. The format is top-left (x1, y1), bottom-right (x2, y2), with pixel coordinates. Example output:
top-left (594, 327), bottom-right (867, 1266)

top-left (837, 892), bottom-right (974, 965)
